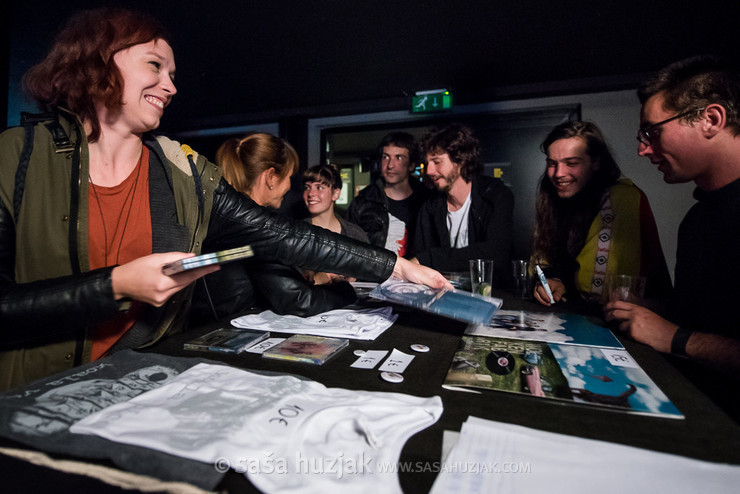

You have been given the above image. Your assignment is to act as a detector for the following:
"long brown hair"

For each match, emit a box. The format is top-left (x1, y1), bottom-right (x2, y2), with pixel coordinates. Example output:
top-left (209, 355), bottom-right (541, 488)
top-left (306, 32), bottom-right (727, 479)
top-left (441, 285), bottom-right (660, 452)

top-left (22, 8), bottom-right (171, 142)
top-left (216, 132), bottom-right (298, 195)
top-left (531, 121), bottom-right (621, 267)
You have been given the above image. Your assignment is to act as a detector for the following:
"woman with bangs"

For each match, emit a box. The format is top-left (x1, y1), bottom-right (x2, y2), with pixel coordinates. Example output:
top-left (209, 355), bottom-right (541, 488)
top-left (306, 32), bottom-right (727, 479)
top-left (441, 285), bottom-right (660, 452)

top-left (301, 163), bottom-right (369, 285)
top-left (302, 163), bottom-right (368, 242)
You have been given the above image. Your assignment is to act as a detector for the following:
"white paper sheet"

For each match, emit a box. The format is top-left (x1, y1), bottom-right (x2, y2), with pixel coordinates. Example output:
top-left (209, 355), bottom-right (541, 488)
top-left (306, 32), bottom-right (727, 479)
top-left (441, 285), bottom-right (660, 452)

top-left (377, 349), bottom-right (415, 373)
top-left (351, 350), bottom-right (389, 369)
top-left (431, 416), bottom-right (740, 494)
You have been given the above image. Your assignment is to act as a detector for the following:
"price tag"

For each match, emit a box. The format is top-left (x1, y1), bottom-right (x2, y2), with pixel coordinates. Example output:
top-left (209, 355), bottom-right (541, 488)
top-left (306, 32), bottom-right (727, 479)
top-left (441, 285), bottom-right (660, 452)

top-left (351, 350), bottom-right (389, 369)
top-left (378, 348), bottom-right (415, 373)
top-left (245, 337), bottom-right (286, 354)
top-left (600, 348), bottom-right (639, 368)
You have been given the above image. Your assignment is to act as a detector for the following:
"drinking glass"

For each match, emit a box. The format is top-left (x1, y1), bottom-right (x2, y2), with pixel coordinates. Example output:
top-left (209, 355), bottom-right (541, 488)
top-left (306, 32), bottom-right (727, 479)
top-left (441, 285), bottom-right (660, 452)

top-left (469, 259), bottom-right (494, 296)
top-left (605, 274), bottom-right (646, 304)
top-left (511, 260), bottom-right (531, 299)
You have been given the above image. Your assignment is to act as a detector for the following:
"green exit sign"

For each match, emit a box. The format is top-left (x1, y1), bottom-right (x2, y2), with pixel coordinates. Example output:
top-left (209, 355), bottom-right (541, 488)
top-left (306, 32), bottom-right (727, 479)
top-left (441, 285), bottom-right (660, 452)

top-left (411, 89), bottom-right (452, 113)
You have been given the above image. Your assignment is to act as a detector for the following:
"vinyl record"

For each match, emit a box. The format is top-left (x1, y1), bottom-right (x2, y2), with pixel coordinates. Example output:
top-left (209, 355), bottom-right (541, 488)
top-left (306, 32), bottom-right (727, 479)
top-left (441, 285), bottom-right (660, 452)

top-left (486, 350), bottom-right (515, 375)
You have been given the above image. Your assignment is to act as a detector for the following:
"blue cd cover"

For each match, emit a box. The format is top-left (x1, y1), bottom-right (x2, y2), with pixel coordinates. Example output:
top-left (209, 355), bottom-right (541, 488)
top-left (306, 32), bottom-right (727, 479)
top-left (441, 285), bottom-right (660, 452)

top-left (369, 278), bottom-right (503, 325)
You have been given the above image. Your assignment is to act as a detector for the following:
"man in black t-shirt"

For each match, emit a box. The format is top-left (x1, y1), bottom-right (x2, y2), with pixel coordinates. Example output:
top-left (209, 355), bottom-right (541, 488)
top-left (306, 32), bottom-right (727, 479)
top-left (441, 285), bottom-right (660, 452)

top-left (348, 131), bottom-right (429, 257)
top-left (605, 56), bottom-right (740, 418)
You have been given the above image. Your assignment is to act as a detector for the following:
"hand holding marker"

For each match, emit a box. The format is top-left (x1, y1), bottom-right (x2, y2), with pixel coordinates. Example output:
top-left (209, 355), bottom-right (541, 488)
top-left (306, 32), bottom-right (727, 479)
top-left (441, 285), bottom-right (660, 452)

top-left (535, 265), bottom-right (555, 304)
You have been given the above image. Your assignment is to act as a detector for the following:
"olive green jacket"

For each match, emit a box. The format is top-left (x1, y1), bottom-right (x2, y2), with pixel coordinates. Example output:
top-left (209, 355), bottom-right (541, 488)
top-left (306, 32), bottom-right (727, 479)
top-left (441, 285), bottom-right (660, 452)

top-left (0, 109), bottom-right (221, 389)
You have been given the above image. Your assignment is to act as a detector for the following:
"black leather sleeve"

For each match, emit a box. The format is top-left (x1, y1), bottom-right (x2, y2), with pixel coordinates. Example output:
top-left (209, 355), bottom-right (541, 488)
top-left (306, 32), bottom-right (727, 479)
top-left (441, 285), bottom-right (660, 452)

top-left (249, 262), bottom-right (357, 317)
top-left (0, 200), bottom-right (120, 342)
top-left (206, 179), bottom-right (396, 282)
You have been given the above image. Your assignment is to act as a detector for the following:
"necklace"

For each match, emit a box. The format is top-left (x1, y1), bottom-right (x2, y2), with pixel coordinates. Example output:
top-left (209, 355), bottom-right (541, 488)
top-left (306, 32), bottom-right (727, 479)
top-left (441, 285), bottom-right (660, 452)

top-left (89, 151), bottom-right (144, 266)
top-left (452, 217), bottom-right (465, 248)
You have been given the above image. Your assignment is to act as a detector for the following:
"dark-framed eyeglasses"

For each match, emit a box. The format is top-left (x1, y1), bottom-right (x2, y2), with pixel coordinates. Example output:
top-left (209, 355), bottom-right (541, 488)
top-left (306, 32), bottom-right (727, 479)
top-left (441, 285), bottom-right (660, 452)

top-left (636, 107), bottom-right (705, 146)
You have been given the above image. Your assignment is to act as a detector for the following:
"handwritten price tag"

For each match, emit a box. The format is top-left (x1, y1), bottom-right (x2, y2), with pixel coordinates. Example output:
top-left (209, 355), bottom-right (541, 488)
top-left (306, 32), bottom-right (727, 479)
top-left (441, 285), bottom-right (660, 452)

top-left (245, 338), bottom-right (286, 354)
top-left (351, 350), bottom-right (389, 369)
top-left (600, 348), bottom-right (639, 368)
top-left (378, 348), bottom-right (415, 373)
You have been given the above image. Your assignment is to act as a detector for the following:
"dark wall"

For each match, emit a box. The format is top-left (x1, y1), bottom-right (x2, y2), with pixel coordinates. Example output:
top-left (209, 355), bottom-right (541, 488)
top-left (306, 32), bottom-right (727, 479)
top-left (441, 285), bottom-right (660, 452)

top-left (1, 2), bottom-right (10, 130)
top-left (7, 1), bottom-right (739, 132)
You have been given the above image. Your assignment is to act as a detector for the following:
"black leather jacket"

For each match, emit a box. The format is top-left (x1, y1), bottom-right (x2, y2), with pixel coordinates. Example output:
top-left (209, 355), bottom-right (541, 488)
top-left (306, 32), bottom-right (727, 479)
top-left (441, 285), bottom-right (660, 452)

top-left (207, 180), bottom-right (395, 279)
top-left (347, 177), bottom-right (429, 252)
top-left (190, 247), bottom-right (357, 323)
top-left (0, 113), bottom-right (396, 389)
top-left (193, 208), bottom-right (377, 321)
top-left (0, 178), bottom-right (396, 341)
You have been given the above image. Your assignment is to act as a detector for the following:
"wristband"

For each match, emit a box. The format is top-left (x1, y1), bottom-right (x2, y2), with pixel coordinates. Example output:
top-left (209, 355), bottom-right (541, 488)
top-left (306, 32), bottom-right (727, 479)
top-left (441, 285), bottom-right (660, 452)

top-left (670, 327), bottom-right (693, 356)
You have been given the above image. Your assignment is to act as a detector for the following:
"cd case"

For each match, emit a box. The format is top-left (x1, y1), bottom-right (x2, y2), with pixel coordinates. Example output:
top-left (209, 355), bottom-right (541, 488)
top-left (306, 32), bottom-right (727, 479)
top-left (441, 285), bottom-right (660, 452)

top-left (369, 278), bottom-right (503, 326)
top-left (262, 334), bottom-right (349, 365)
top-left (183, 327), bottom-right (269, 354)
top-left (162, 245), bottom-right (254, 275)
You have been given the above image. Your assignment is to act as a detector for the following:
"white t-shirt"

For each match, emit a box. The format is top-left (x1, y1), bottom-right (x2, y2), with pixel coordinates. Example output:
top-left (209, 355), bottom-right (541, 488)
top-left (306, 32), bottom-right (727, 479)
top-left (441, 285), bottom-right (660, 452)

top-left (231, 306), bottom-right (397, 340)
top-left (384, 212), bottom-right (407, 255)
top-left (71, 363), bottom-right (443, 493)
top-left (446, 192), bottom-right (472, 248)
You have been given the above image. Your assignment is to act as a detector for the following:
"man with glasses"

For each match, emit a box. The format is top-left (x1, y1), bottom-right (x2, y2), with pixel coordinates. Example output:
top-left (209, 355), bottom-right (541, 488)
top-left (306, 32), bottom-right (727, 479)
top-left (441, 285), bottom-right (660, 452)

top-left (636, 108), bottom-right (705, 149)
top-left (606, 55), bottom-right (740, 417)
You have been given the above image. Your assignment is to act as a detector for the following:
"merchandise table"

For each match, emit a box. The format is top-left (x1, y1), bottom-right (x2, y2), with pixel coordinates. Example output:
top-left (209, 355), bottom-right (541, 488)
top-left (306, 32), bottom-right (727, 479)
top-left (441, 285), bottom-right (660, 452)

top-left (1, 290), bottom-right (738, 493)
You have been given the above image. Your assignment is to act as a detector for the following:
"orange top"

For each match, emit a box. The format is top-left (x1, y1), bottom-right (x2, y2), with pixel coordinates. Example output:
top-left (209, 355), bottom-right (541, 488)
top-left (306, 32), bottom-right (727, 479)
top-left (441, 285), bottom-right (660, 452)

top-left (88, 147), bottom-right (152, 360)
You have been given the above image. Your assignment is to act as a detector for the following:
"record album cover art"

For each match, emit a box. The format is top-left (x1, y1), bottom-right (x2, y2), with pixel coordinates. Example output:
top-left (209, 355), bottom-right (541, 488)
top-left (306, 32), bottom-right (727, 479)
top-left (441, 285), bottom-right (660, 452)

top-left (443, 335), bottom-right (682, 418)
top-left (262, 334), bottom-right (349, 365)
top-left (466, 310), bottom-right (623, 349)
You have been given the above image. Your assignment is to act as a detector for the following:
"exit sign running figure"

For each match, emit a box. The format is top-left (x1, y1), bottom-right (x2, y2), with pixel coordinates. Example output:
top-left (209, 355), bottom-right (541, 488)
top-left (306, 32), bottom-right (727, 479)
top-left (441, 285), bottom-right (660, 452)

top-left (412, 89), bottom-right (452, 113)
